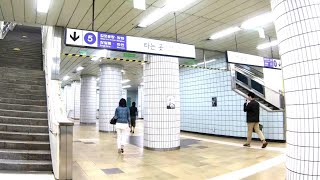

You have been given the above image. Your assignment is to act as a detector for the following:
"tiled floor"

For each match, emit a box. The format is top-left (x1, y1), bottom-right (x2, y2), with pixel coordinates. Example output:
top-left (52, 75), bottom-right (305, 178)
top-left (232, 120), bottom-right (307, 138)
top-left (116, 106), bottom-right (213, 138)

top-left (72, 120), bottom-right (286, 180)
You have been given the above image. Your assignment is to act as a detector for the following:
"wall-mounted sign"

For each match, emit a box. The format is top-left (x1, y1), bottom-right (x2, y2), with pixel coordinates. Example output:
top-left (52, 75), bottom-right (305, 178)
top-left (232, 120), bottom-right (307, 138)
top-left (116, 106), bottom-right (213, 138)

top-left (166, 96), bottom-right (175, 109)
top-left (65, 28), bottom-right (196, 59)
top-left (226, 51), bottom-right (281, 70)
top-left (212, 97), bottom-right (217, 107)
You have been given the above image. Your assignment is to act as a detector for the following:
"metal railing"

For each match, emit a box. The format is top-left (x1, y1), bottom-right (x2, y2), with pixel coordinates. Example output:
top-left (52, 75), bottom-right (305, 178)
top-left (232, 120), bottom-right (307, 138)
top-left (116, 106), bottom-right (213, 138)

top-left (0, 21), bottom-right (16, 39)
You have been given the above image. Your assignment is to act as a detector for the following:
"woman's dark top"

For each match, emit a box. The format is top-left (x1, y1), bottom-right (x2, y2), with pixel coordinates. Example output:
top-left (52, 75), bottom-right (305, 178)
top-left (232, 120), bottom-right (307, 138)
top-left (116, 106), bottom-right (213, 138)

top-left (243, 100), bottom-right (260, 123)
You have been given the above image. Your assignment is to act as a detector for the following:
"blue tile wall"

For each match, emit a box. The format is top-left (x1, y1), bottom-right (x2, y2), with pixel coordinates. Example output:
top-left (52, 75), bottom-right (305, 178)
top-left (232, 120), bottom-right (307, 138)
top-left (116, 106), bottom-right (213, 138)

top-left (180, 61), bottom-right (285, 141)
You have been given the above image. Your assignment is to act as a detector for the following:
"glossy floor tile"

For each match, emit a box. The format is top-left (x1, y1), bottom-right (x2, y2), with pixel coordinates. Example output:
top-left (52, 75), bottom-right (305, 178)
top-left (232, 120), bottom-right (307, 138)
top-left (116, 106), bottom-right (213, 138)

top-left (72, 120), bottom-right (286, 180)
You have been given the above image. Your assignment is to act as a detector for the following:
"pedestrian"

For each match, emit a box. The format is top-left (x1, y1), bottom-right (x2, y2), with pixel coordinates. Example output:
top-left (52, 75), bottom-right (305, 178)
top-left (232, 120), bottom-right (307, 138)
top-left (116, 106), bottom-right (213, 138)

top-left (114, 98), bottom-right (130, 153)
top-left (243, 92), bottom-right (268, 148)
top-left (129, 102), bottom-right (138, 133)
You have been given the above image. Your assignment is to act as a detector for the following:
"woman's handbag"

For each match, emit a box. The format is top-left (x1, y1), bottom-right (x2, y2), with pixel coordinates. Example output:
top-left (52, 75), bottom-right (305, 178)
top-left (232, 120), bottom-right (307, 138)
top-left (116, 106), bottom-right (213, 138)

top-left (110, 116), bottom-right (117, 125)
top-left (253, 124), bottom-right (263, 133)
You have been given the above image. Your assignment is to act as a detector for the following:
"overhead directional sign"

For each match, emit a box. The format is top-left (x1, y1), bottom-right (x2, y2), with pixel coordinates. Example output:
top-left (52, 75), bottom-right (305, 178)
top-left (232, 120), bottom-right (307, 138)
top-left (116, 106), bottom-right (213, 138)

top-left (226, 51), bottom-right (282, 69)
top-left (65, 28), bottom-right (195, 59)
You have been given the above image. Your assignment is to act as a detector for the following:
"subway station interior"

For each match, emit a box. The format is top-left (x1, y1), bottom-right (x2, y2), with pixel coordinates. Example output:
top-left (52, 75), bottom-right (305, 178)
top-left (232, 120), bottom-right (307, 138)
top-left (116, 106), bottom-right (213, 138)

top-left (0, 0), bottom-right (319, 179)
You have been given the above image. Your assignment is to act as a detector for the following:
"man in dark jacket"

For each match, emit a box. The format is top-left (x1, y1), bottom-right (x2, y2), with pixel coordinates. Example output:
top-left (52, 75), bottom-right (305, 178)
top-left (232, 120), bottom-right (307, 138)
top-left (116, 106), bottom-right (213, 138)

top-left (243, 92), bottom-right (268, 148)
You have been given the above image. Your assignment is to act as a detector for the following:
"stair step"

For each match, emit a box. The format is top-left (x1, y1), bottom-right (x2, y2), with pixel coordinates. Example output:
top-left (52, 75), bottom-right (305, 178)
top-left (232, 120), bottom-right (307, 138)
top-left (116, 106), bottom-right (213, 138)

top-left (0, 89), bottom-right (46, 96)
top-left (0, 98), bottom-right (47, 106)
top-left (0, 124), bottom-right (48, 133)
top-left (0, 131), bottom-right (49, 141)
top-left (0, 93), bottom-right (46, 100)
top-left (0, 79), bottom-right (46, 90)
top-left (0, 103), bottom-right (47, 112)
top-left (0, 109), bottom-right (47, 119)
top-left (0, 116), bottom-right (48, 126)
top-left (0, 159), bottom-right (52, 171)
top-left (0, 140), bottom-right (50, 150)
top-left (0, 67), bottom-right (44, 76)
top-left (0, 149), bottom-right (51, 160)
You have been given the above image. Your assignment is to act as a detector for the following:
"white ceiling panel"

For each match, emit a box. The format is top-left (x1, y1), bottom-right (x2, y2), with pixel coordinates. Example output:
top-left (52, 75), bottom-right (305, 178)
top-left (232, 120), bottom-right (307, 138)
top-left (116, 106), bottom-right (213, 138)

top-left (97, 1), bottom-right (133, 31)
top-left (93, 0), bottom-right (125, 31)
top-left (76, 0), bottom-right (109, 30)
top-left (183, 0), bottom-right (218, 15)
top-left (36, 10), bottom-right (48, 25)
top-left (56, 0), bottom-right (80, 27)
top-left (108, 8), bottom-right (142, 33)
top-left (0, 7), bottom-right (3, 20)
top-left (116, 6), bottom-right (158, 34)
top-left (0, 0), bottom-right (14, 22)
top-left (218, 2), bottom-right (270, 23)
top-left (204, 0), bottom-right (253, 20)
top-left (193, 0), bottom-right (235, 17)
top-left (67, 0), bottom-right (92, 28)
top-left (24, 0), bottom-right (36, 23)
top-left (45, 0), bottom-right (64, 25)
top-left (12, 0), bottom-right (24, 22)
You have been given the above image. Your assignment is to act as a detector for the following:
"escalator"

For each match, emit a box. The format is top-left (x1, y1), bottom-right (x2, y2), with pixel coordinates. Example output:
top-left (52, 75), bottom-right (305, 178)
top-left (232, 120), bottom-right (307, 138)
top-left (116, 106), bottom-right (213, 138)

top-left (232, 64), bottom-right (285, 111)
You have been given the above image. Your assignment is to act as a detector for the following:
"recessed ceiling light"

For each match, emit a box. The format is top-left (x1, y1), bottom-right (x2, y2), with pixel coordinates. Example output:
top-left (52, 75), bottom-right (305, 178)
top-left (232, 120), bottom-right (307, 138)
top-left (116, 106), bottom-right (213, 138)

top-left (37, 0), bottom-right (50, 13)
top-left (257, 40), bottom-right (278, 50)
top-left (63, 76), bottom-right (70, 81)
top-left (22, 35), bottom-right (27, 38)
top-left (122, 85), bottom-right (132, 89)
top-left (121, 79), bottom-right (131, 84)
top-left (209, 27), bottom-right (241, 40)
top-left (76, 66), bottom-right (84, 72)
top-left (133, 0), bottom-right (146, 10)
top-left (138, 0), bottom-right (194, 27)
top-left (13, 48), bottom-right (21, 51)
top-left (241, 12), bottom-right (273, 30)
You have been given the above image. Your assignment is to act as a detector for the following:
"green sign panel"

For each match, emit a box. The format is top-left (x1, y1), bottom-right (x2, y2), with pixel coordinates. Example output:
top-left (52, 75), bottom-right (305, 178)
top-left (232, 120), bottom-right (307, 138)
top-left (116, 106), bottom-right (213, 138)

top-left (123, 52), bottom-right (136, 58)
top-left (79, 50), bottom-right (87, 56)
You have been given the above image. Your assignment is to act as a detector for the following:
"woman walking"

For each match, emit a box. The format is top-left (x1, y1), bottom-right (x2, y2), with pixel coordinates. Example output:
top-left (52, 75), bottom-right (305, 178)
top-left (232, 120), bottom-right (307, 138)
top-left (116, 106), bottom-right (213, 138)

top-left (130, 102), bottom-right (138, 133)
top-left (114, 98), bottom-right (130, 153)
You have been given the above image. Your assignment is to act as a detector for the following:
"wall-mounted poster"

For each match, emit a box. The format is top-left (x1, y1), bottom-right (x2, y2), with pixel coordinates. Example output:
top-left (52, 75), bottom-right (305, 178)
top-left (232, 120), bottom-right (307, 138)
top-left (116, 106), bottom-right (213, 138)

top-left (212, 97), bottom-right (217, 107)
top-left (167, 96), bottom-right (175, 109)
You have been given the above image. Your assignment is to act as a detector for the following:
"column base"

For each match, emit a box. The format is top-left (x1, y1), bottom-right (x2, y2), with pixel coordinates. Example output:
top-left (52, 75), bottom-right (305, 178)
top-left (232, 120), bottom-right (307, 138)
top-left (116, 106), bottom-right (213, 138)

top-left (144, 146), bottom-right (180, 151)
top-left (99, 130), bottom-right (116, 133)
top-left (80, 122), bottom-right (96, 126)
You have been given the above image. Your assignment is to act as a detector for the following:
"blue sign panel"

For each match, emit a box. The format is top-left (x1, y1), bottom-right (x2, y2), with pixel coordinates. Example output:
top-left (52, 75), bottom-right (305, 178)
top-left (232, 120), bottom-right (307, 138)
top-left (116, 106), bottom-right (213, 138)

top-left (97, 32), bottom-right (126, 50)
top-left (263, 57), bottom-right (274, 68)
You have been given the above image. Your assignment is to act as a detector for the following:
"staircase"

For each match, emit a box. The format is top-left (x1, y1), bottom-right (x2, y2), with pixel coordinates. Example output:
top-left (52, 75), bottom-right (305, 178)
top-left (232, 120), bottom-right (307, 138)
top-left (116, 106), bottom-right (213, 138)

top-left (232, 65), bottom-right (285, 111)
top-left (0, 25), bottom-right (52, 171)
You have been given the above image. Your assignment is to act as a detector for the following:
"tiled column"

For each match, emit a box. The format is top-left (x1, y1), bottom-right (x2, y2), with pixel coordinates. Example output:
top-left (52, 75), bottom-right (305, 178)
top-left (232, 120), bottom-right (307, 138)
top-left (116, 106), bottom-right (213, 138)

top-left (65, 84), bottom-right (73, 117)
top-left (80, 75), bottom-right (96, 124)
top-left (99, 64), bottom-right (122, 132)
top-left (138, 85), bottom-right (144, 119)
top-left (144, 55), bottom-right (180, 150)
top-left (271, 1), bottom-right (320, 179)
top-left (71, 81), bottom-right (80, 119)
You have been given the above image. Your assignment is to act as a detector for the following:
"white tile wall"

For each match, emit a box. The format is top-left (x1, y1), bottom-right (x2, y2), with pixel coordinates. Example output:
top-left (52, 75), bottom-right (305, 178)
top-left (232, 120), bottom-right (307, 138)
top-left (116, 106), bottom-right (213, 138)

top-left (138, 85), bottom-right (144, 119)
top-left (271, 0), bottom-right (320, 179)
top-left (99, 64), bottom-right (122, 132)
top-left (180, 63), bottom-right (285, 141)
top-left (64, 85), bottom-right (73, 117)
top-left (80, 75), bottom-right (96, 124)
top-left (71, 81), bottom-right (80, 119)
top-left (144, 55), bottom-right (180, 149)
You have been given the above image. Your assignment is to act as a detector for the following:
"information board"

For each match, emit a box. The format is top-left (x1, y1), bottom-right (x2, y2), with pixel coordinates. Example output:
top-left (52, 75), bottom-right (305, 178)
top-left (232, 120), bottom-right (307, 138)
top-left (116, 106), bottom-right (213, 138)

top-left (226, 51), bottom-right (281, 69)
top-left (65, 28), bottom-right (196, 59)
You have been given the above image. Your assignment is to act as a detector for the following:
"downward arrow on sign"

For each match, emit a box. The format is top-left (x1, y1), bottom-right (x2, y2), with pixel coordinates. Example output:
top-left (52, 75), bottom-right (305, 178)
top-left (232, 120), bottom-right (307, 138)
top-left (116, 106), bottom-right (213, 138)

top-left (70, 32), bottom-right (80, 41)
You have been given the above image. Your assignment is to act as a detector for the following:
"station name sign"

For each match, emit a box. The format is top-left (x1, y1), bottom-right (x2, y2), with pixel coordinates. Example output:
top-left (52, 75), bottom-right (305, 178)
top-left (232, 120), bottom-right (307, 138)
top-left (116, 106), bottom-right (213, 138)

top-left (226, 51), bottom-right (282, 69)
top-left (65, 28), bottom-right (196, 59)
